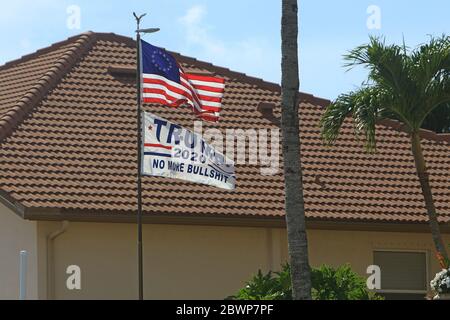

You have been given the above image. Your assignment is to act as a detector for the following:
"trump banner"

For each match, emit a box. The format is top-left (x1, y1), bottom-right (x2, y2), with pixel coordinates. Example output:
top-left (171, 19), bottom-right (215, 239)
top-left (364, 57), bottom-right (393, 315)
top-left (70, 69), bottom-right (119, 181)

top-left (142, 112), bottom-right (236, 190)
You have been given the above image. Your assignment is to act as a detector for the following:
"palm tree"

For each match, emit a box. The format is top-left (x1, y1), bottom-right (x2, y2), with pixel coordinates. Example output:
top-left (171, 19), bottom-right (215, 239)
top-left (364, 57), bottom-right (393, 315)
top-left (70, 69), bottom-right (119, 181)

top-left (320, 36), bottom-right (450, 259)
top-left (281, 0), bottom-right (312, 299)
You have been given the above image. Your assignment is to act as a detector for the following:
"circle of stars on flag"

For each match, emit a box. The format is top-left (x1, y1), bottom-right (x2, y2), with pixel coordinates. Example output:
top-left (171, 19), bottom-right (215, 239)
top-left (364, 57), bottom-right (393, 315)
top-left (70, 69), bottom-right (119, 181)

top-left (151, 50), bottom-right (173, 73)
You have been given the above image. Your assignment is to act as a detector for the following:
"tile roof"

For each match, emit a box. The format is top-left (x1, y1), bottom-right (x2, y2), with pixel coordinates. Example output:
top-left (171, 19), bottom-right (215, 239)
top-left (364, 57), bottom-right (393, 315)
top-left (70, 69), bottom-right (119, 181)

top-left (0, 32), bottom-right (449, 224)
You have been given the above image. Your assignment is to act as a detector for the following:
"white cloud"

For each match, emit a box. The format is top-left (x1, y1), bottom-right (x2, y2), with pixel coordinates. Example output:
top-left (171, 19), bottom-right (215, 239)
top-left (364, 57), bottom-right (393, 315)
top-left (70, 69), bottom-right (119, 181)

top-left (179, 5), bottom-right (205, 26)
top-left (178, 5), bottom-right (280, 83)
top-left (179, 5), bottom-right (225, 56)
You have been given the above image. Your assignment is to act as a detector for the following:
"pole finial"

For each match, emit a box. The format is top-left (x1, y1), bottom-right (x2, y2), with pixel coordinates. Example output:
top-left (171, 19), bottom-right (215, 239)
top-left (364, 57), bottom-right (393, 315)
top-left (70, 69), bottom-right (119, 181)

top-left (133, 12), bottom-right (147, 29)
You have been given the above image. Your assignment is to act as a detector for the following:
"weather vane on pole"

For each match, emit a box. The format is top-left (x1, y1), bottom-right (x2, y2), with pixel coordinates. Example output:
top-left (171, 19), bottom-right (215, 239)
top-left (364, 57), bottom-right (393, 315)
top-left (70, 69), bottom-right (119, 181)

top-left (133, 11), bottom-right (160, 301)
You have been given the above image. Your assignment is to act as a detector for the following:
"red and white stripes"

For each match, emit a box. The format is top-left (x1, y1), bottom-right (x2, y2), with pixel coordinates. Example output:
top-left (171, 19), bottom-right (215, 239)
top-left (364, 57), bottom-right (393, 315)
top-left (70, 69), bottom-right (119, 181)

top-left (142, 69), bottom-right (225, 122)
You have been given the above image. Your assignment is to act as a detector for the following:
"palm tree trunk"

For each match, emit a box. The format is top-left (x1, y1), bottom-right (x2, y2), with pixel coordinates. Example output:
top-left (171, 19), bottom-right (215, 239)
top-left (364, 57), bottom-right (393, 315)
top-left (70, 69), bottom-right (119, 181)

top-left (411, 132), bottom-right (449, 260)
top-left (281, 0), bottom-right (312, 300)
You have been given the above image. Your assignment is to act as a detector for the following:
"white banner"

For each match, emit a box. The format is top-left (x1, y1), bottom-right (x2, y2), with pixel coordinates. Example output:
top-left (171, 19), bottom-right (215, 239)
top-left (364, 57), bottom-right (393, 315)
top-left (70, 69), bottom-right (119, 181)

top-left (142, 112), bottom-right (236, 190)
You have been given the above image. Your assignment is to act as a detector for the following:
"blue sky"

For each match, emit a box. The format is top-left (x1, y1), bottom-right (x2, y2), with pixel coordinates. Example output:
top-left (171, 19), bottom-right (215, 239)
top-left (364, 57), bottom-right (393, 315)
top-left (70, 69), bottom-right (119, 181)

top-left (0, 0), bottom-right (448, 99)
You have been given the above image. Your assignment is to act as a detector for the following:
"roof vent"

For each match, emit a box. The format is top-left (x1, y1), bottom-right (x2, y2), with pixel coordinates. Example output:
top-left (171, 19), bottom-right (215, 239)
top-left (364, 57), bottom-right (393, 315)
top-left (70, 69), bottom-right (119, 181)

top-left (314, 175), bottom-right (326, 189)
top-left (257, 102), bottom-right (280, 126)
top-left (108, 65), bottom-right (135, 76)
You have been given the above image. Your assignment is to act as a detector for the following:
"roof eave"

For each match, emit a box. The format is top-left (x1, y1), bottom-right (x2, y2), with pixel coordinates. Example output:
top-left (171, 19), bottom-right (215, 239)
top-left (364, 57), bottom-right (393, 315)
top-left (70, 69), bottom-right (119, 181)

top-left (19, 205), bottom-right (450, 233)
top-left (0, 190), bottom-right (26, 219)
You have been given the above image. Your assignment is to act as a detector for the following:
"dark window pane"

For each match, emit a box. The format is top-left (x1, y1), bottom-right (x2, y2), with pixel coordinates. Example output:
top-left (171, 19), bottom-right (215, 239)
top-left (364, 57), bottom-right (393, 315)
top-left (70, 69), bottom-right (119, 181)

top-left (373, 251), bottom-right (427, 291)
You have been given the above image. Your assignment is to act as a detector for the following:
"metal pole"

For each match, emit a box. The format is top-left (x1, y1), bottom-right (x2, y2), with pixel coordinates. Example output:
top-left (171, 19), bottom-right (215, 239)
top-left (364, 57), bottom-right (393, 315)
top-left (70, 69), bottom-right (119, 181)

top-left (134, 12), bottom-right (144, 301)
top-left (19, 250), bottom-right (28, 300)
top-left (133, 11), bottom-right (159, 301)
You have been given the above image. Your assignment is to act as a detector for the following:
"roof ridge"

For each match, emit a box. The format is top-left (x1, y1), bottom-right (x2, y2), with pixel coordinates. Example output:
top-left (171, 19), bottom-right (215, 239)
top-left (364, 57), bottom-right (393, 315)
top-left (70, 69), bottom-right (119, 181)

top-left (0, 32), bottom-right (98, 142)
top-left (93, 32), bottom-right (330, 106)
top-left (378, 119), bottom-right (450, 144)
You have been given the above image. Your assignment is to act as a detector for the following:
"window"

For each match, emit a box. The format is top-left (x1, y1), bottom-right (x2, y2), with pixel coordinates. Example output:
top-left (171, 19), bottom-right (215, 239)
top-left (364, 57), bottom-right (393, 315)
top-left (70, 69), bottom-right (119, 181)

top-left (373, 250), bottom-right (428, 300)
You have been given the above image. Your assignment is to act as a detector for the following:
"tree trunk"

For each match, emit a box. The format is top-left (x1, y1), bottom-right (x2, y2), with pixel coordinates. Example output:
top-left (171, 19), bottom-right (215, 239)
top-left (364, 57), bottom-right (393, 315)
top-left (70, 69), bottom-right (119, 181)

top-left (411, 132), bottom-right (449, 260)
top-left (281, 0), bottom-right (312, 300)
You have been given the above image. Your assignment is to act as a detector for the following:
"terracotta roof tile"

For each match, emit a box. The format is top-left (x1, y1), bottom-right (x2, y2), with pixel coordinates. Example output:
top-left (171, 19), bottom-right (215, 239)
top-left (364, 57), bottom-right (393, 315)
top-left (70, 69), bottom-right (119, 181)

top-left (0, 32), bottom-right (449, 224)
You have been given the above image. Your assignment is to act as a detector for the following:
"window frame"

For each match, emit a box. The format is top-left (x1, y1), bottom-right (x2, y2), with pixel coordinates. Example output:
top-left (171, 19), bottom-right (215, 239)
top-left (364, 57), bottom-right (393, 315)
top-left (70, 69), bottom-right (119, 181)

top-left (372, 249), bottom-right (429, 295)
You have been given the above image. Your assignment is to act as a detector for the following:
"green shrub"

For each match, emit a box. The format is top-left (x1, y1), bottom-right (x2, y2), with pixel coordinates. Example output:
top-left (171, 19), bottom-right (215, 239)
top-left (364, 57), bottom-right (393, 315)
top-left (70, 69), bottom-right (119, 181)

top-left (311, 264), bottom-right (382, 300)
top-left (229, 264), bottom-right (383, 300)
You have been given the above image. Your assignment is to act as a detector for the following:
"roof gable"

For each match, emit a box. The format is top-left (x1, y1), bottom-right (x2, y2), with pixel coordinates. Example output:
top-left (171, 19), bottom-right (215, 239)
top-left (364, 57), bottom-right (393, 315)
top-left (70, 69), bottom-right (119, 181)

top-left (0, 32), bottom-right (97, 141)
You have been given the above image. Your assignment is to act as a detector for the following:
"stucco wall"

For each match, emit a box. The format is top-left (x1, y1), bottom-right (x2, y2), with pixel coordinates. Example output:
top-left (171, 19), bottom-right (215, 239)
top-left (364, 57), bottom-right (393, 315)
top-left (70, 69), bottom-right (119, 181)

top-left (0, 202), bottom-right (38, 299)
top-left (39, 220), bottom-right (450, 300)
top-left (308, 229), bottom-right (448, 286)
top-left (44, 222), bottom-right (277, 300)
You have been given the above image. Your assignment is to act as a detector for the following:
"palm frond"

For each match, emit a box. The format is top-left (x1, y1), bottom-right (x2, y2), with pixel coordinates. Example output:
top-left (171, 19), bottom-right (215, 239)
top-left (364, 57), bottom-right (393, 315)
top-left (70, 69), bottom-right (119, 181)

top-left (320, 86), bottom-right (389, 152)
top-left (320, 93), bottom-right (355, 145)
top-left (410, 35), bottom-right (450, 91)
top-left (411, 36), bottom-right (450, 124)
top-left (322, 35), bottom-right (450, 148)
top-left (344, 37), bottom-right (413, 101)
top-left (420, 74), bottom-right (450, 123)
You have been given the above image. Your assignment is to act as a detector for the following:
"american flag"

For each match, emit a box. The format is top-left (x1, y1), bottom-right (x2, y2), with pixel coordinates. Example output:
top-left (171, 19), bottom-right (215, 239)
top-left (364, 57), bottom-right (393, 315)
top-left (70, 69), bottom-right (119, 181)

top-left (140, 40), bottom-right (225, 122)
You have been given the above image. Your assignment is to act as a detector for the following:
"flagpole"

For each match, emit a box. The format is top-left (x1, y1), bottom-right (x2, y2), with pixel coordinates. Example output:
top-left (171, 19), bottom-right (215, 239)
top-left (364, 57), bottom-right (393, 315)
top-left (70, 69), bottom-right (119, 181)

top-left (134, 12), bottom-right (144, 301)
top-left (133, 11), bottom-right (160, 301)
